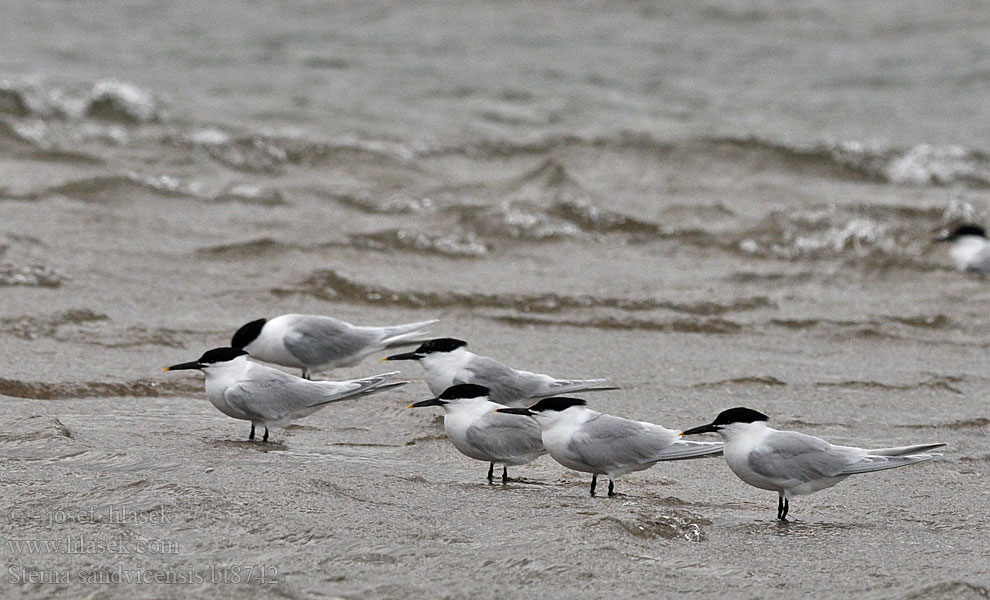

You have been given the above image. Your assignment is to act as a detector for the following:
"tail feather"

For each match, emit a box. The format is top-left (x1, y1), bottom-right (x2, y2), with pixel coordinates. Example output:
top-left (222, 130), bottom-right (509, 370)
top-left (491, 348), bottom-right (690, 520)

top-left (654, 440), bottom-right (724, 461)
top-left (840, 452), bottom-right (939, 475)
top-left (310, 372), bottom-right (407, 407)
top-left (533, 379), bottom-right (618, 398)
top-left (377, 319), bottom-right (439, 346)
top-left (865, 443), bottom-right (946, 457)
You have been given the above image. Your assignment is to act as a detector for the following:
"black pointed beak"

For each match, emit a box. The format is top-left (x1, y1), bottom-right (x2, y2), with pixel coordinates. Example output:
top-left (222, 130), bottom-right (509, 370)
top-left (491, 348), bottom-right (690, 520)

top-left (407, 398), bottom-right (445, 409)
top-left (382, 352), bottom-right (421, 362)
top-left (494, 407), bottom-right (535, 416)
top-left (163, 361), bottom-right (201, 372)
top-left (680, 423), bottom-right (719, 437)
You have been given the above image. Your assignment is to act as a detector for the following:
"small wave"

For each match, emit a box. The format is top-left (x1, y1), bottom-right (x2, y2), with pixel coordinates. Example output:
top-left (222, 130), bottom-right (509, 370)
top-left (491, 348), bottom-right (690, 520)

top-left (0, 78), bottom-right (162, 123)
top-left (0, 264), bottom-right (68, 287)
top-left (0, 378), bottom-right (200, 400)
top-left (815, 376), bottom-right (963, 395)
top-left (456, 199), bottom-right (582, 241)
top-left (901, 582), bottom-right (990, 600)
top-left (770, 314), bottom-right (953, 332)
top-left (76, 326), bottom-right (191, 349)
top-left (347, 229), bottom-right (489, 258)
top-left (323, 190), bottom-right (439, 214)
top-left (550, 199), bottom-right (664, 236)
top-left (693, 376), bottom-right (787, 388)
top-left (431, 133), bottom-right (989, 188)
top-left (32, 172), bottom-right (190, 203)
top-left (707, 136), bottom-right (989, 188)
top-left (602, 508), bottom-right (710, 541)
top-left (899, 417), bottom-right (989, 430)
top-left (0, 416), bottom-right (72, 443)
top-left (212, 184), bottom-right (287, 206)
top-left (0, 309), bottom-right (107, 340)
top-left (195, 238), bottom-right (296, 258)
top-left (490, 314), bottom-right (743, 334)
top-left (279, 269), bottom-right (770, 316)
top-left (172, 131), bottom-right (418, 175)
top-left (726, 271), bottom-right (816, 283)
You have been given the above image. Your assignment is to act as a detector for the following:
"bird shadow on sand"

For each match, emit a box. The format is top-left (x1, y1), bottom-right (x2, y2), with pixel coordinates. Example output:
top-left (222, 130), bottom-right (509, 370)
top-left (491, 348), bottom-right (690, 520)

top-left (210, 439), bottom-right (289, 452)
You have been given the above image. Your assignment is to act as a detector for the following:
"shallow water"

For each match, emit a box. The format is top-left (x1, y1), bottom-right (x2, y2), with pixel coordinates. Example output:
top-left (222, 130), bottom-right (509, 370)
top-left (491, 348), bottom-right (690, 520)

top-left (1, 1), bottom-right (989, 598)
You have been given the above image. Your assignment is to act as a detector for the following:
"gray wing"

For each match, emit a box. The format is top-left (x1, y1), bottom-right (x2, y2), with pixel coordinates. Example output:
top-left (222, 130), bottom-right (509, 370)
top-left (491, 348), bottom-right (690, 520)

top-left (225, 366), bottom-right (401, 420)
top-left (464, 412), bottom-right (545, 459)
top-left (283, 317), bottom-right (378, 365)
top-left (457, 356), bottom-right (544, 401)
top-left (748, 431), bottom-right (854, 482)
top-left (224, 367), bottom-right (333, 420)
top-left (569, 414), bottom-right (676, 469)
top-left (460, 356), bottom-right (610, 405)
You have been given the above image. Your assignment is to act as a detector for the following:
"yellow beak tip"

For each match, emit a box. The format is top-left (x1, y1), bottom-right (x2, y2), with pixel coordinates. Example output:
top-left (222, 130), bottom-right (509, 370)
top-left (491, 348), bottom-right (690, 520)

top-left (678, 432), bottom-right (684, 437)
top-left (162, 367), bottom-right (171, 372)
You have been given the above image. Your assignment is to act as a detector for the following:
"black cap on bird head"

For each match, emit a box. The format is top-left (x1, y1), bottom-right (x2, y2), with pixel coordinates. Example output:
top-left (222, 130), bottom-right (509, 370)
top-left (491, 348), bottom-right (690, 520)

top-left (439, 383), bottom-right (491, 400)
top-left (407, 383), bottom-right (492, 409)
top-left (164, 347), bottom-right (248, 371)
top-left (681, 406), bottom-right (770, 436)
top-left (495, 397), bottom-right (587, 417)
top-left (934, 224), bottom-right (987, 243)
top-left (384, 338), bottom-right (467, 361)
top-left (231, 318), bottom-right (267, 350)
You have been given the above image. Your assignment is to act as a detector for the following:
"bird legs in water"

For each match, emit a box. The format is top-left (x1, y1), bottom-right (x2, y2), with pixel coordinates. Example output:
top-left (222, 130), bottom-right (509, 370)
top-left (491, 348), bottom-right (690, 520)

top-left (487, 462), bottom-right (508, 485)
top-left (777, 495), bottom-right (790, 521)
top-left (301, 369), bottom-right (311, 380)
top-left (248, 424), bottom-right (270, 443)
top-left (589, 474), bottom-right (617, 497)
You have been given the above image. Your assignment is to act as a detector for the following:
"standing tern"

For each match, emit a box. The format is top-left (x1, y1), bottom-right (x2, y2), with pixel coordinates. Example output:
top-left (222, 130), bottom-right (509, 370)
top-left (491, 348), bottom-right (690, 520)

top-left (164, 347), bottom-right (406, 442)
top-left (932, 224), bottom-right (990, 272)
top-left (231, 314), bottom-right (438, 379)
top-left (680, 407), bottom-right (945, 520)
top-left (383, 338), bottom-right (616, 407)
top-left (408, 383), bottom-right (545, 484)
top-left (497, 398), bottom-right (722, 496)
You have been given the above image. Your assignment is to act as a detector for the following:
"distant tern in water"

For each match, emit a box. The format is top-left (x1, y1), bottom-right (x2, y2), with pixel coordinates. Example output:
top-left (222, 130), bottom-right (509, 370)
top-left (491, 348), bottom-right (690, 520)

top-left (933, 224), bottom-right (990, 273)
top-left (164, 347), bottom-right (406, 442)
top-left (383, 338), bottom-right (616, 407)
top-left (497, 398), bottom-right (722, 496)
top-left (680, 407), bottom-right (945, 520)
top-left (408, 384), bottom-right (545, 484)
top-left (231, 314), bottom-right (438, 379)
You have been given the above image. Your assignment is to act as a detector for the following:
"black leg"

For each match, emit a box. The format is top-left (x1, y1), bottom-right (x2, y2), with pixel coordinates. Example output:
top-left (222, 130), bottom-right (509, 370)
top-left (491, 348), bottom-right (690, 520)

top-left (590, 474), bottom-right (597, 497)
top-left (607, 479), bottom-right (615, 497)
top-left (501, 466), bottom-right (508, 485)
top-left (302, 369), bottom-right (311, 380)
top-left (249, 423), bottom-right (255, 440)
top-left (263, 427), bottom-right (269, 443)
top-left (777, 495), bottom-right (790, 521)
top-left (487, 462), bottom-right (495, 485)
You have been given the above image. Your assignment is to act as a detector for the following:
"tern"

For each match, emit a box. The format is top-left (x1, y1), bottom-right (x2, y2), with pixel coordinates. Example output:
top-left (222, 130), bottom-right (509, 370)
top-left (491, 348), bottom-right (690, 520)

top-left (408, 383), bottom-right (545, 484)
top-left (497, 398), bottom-right (722, 496)
top-left (680, 407), bottom-right (945, 520)
top-left (933, 224), bottom-right (990, 272)
top-left (164, 347), bottom-right (406, 441)
top-left (231, 314), bottom-right (437, 379)
top-left (383, 338), bottom-right (616, 407)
